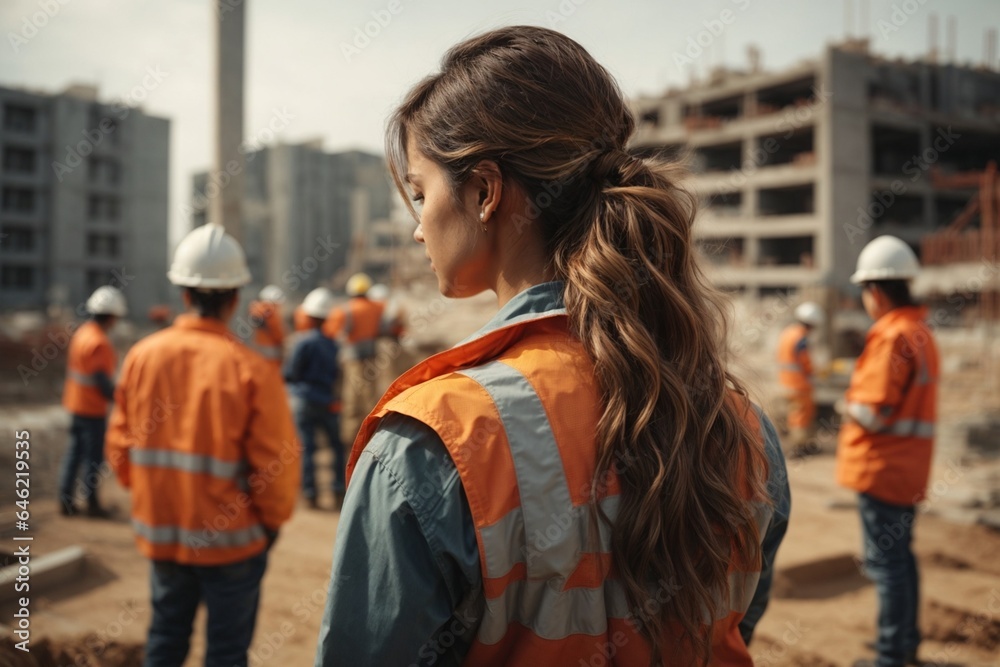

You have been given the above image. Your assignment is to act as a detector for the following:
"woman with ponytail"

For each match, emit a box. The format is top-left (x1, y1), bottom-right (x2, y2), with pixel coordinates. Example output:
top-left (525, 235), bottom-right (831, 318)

top-left (316, 26), bottom-right (789, 666)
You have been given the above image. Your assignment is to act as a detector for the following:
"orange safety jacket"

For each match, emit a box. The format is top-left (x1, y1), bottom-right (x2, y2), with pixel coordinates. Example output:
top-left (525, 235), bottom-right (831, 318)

top-left (106, 315), bottom-right (300, 566)
top-left (836, 306), bottom-right (939, 507)
top-left (62, 321), bottom-right (117, 418)
top-left (325, 297), bottom-right (385, 360)
top-left (349, 303), bottom-right (770, 666)
top-left (777, 322), bottom-right (813, 393)
top-left (249, 300), bottom-right (285, 364)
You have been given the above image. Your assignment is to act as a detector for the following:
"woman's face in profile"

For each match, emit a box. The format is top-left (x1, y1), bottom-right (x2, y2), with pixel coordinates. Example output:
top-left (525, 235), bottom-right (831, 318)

top-left (406, 136), bottom-right (493, 298)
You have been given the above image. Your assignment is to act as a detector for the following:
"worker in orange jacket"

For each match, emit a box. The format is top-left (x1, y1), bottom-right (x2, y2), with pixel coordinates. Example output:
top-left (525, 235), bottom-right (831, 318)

top-left (777, 301), bottom-right (823, 456)
top-left (106, 224), bottom-right (299, 667)
top-left (316, 27), bottom-right (788, 665)
top-left (248, 284), bottom-right (286, 365)
top-left (58, 286), bottom-right (126, 518)
top-left (837, 235), bottom-right (939, 667)
top-left (324, 273), bottom-right (386, 444)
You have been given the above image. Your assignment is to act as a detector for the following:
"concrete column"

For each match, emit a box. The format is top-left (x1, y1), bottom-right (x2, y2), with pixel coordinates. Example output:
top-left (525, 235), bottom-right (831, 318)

top-left (212, 0), bottom-right (246, 241)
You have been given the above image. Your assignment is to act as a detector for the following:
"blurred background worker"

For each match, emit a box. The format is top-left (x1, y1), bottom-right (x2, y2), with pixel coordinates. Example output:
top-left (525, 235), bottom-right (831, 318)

top-left (284, 287), bottom-right (344, 510)
top-left (324, 272), bottom-right (385, 444)
top-left (58, 285), bottom-right (126, 518)
top-left (777, 301), bottom-right (824, 457)
top-left (105, 223), bottom-right (300, 667)
top-left (836, 235), bottom-right (939, 667)
top-left (248, 284), bottom-right (287, 366)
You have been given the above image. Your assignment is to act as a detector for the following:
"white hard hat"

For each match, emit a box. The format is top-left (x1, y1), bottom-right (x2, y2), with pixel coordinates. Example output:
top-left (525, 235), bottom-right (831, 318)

top-left (794, 302), bottom-right (824, 327)
top-left (850, 235), bottom-right (920, 285)
top-left (259, 284), bottom-right (285, 302)
top-left (301, 288), bottom-right (335, 319)
top-left (346, 272), bottom-right (372, 297)
top-left (86, 286), bottom-right (128, 316)
top-left (167, 224), bottom-right (251, 289)
top-left (367, 284), bottom-right (390, 302)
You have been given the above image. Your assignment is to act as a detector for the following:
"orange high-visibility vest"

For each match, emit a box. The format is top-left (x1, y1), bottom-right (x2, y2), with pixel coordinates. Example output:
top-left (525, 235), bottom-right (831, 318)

top-left (325, 297), bottom-right (385, 360)
top-left (106, 315), bottom-right (300, 566)
top-left (349, 308), bottom-right (769, 666)
top-left (62, 321), bottom-right (117, 417)
top-left (837, 306), bottom-right (939, 507)
top-left (249, 300), bottom-right (285, 364)
top-left (777, 322), bottom-right (813, 393)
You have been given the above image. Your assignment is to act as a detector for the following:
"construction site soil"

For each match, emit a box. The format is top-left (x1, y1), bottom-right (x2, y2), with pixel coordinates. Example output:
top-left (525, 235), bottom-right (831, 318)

top-left (1, 291), bottom-right (999, 666)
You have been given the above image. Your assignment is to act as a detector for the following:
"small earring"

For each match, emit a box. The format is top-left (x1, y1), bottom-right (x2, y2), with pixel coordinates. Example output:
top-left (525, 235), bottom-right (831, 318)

top-left (479, 211), bottom-right (487, 233)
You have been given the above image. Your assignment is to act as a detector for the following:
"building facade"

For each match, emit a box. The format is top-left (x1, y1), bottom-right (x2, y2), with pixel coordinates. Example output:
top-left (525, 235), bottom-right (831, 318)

top-left (189, 142), bottom-right (393, 297)
top-left (631, 41), bottom-right (1000, 298)
top-left (0, 84), bottom-right (170, 317)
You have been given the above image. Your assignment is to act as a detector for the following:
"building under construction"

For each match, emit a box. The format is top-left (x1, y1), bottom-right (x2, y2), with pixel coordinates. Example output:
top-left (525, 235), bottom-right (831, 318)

top-left (630, 39), bottom-right (1000, 315)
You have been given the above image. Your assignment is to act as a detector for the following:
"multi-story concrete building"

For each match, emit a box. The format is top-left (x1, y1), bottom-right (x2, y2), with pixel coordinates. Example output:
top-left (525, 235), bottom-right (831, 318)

top-left (630, 40), bottom-right (1000, 299)
top-left (0, 83), bottom-right (170, 316)
top-left (189, 142), bottom-right (393, 297)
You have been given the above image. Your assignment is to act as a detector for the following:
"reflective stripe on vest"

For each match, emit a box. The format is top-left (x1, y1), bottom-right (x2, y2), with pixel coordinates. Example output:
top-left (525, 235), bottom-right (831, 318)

top-left (132, 518), bottom-right (264, 549)
top-left (69, 369), bottom-right (102, 387)
top-left (343, 339), bottom-right (377, 360)
top-left (457, 360), bottom-right (770, 644)
top-left (256, 344), bottom-right (282, 360)
top-left (130, 448), bottom-right (245, 480)
top-left (888, 419), bottom-right (935, 438)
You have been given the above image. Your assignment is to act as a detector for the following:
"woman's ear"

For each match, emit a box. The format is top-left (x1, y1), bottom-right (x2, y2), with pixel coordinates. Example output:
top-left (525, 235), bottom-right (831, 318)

top-left (472, 160), bottom-right (503, 222)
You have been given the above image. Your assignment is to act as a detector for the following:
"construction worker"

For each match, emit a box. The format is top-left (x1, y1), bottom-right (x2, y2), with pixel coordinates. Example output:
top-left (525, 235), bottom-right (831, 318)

top-left (837, 235), bottom-right (939, 667)
top-left (316, 26), bottom-right (786, 665)
top-left (58, 285), bottom-right (126, 518)
top-left (324, 272), bottom-right (385, 443)
top-left (248, 284), bottom-right (286, 366)
top-left (292, 302), bottom-right (313, 332)
top-left (777, 301), bottom-right (824, 457)
top-left (284, 287), bottom-right (344, 510)
top-left (106, 224), bottom-right (299, 667)
top-left (368, 282), bottom-right (406, 340)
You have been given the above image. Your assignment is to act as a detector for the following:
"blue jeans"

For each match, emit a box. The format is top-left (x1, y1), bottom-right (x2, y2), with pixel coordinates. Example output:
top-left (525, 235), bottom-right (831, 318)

top-left (144, 550), bottom-right (268, 667)
top-left (858, 492), bottom-right (920, 666)
top-left (292, 397), bottom-right (345, 498)
top-left (58, 414), bottom-right (106, 508)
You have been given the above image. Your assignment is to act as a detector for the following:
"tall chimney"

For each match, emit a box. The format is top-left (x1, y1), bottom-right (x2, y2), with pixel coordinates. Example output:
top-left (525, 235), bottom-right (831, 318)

top-left (946, 15), bottom-right (957, 64)
top-left (212, 0), bottom-right (246, 241)
top-left (928, 14), bottom-right (939, 63)
top-left (986, 28), bottom-right (998, 70)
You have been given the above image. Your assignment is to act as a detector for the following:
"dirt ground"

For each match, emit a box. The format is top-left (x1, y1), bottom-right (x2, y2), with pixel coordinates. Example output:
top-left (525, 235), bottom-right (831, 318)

top-left (1, 295), bottom-right (1000, 666)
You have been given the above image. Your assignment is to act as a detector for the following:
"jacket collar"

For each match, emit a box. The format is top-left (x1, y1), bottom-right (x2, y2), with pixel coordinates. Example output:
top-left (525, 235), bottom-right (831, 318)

top-left (173, 313), bottom-right (234, 337)
top-left (870, 305), bottom-right (929, 336)
top-left (460, 281), bottom-right (566, 346)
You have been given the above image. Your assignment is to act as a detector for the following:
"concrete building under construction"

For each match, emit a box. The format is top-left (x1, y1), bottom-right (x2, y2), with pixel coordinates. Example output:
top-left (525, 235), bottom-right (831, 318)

top-left (630, 40), bottom-right (1000, 307)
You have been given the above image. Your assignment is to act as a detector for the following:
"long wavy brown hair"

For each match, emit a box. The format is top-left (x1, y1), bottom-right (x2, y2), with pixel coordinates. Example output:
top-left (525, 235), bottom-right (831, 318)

top-left (386, 26), bottom-right (769, 664)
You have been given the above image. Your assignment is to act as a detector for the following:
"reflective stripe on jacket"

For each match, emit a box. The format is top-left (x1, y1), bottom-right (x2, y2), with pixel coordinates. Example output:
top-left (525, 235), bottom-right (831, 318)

top-left (836, 306), bottom-right (939, 506)
top-left (348, 289), bottom-right (770, 665)
top-left (106, 314), bottom-right (300, 565)
top-left (777, 322), bottom-right (813, 393)
top-left (325, 297), bottom-right (385, 360)
top-left (62, 321), bottom-right (117, 417)
top-left (249, 300), bottom-right (285, 363)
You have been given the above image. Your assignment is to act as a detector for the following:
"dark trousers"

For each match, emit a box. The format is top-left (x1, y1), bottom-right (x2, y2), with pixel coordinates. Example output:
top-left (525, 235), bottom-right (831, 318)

top-left (58, 414), bottom-right (107, 508)
top-left (292, 397), bottom-right (345, 498)
top-left (144, 550), bottom-right (268, 667)
top-left (858, 492), bottom-right (921, 667)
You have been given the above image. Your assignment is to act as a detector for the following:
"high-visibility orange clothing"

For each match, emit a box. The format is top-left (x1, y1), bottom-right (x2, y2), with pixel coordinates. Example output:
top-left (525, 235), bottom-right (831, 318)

top-left (106, 314), bottom-right (300, 566)
top-left (349, 308), bottom-right (770, 666)
top-left (777, 322), bottom-right (815, 430)
top-left (62, 321), bottom-right (117, 417)
top-left (836, 306), bottom-right (939, 507)
top-left (324, 297), bottom-right (385, 360)
top-left (249, 300), bottom-right (285, 364)
top-left (293, 305), bottom-right (312, 333)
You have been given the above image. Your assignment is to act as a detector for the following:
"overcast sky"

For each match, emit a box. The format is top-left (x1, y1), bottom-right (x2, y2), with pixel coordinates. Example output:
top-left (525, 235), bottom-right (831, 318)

top-left (1, 0), bottom-right (996, 245)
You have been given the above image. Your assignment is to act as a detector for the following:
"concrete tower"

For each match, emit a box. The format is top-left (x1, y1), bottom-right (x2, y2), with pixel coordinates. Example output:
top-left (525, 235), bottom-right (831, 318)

top-left (212, 0), bottom-right (246, 240)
